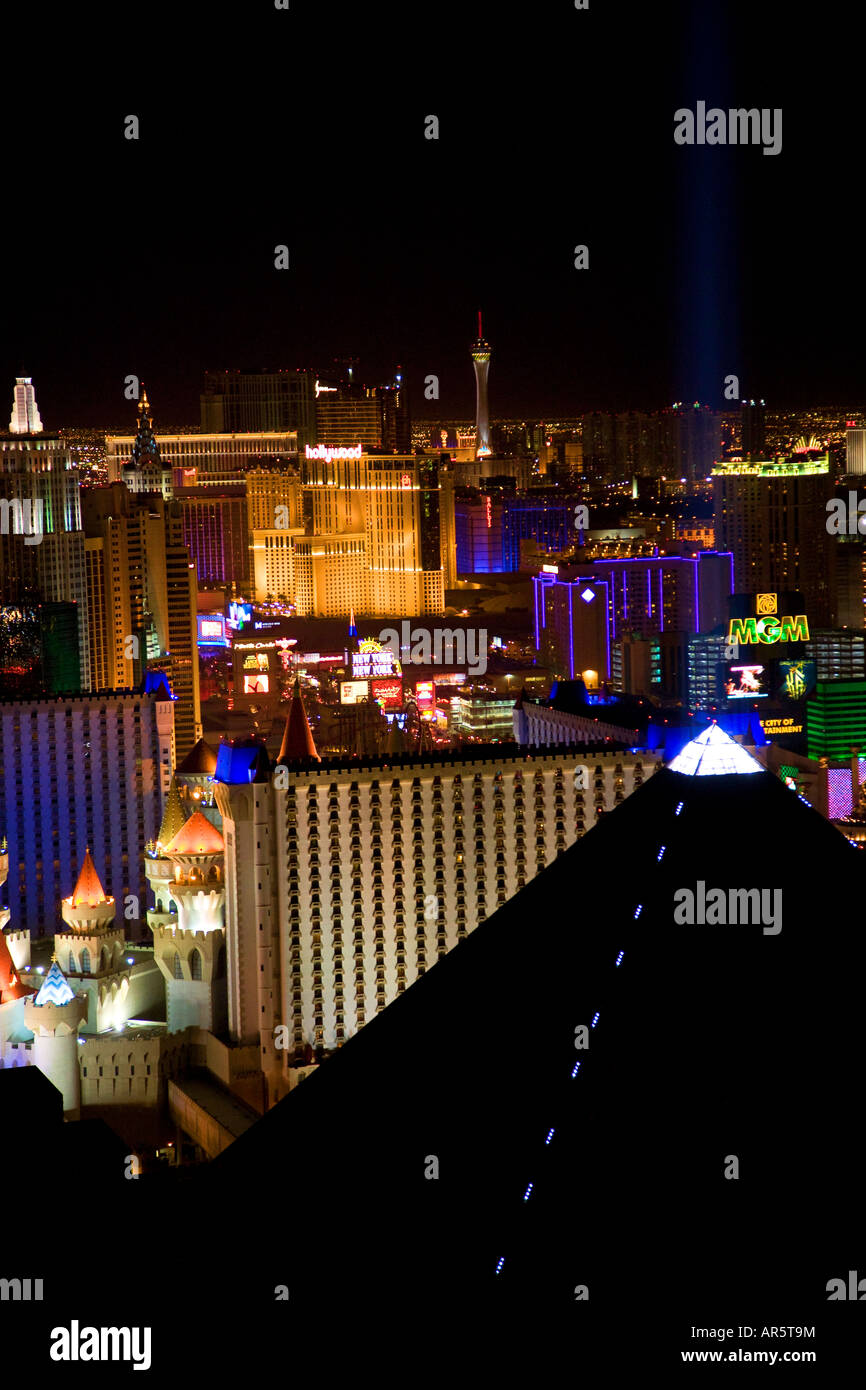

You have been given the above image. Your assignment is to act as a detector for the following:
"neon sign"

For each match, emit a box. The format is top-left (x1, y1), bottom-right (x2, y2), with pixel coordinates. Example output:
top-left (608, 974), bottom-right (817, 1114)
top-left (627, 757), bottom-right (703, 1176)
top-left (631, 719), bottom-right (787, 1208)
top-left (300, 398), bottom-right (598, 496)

top-left (727, 615), bottom-right (809, 644)
top-left (305, 444), bottom-right (362, 461)
top-left (401, 474), bottom-right (412, 488)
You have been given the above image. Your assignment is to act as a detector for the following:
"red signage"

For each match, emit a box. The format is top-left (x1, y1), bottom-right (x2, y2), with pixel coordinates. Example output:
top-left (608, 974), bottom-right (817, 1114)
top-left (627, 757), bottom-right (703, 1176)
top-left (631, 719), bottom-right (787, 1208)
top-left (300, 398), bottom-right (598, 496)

top-left (400, 474), bottom-right (412, 488)
top-left (371, 678), bottom-right (403, 709)
top-left (415, 680), bottom-right (435, 707)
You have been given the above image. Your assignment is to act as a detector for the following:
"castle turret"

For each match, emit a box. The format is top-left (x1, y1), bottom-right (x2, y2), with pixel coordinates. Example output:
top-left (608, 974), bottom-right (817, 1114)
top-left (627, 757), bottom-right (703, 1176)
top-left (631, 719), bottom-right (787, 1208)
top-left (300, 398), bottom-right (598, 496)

top-left (150, 811), bottom-right (227, 1032)
top-left (54, 849), bottom-right (128, 1030)
top-left (145, 776), bottom-right (188, 934)
top-left (277, 679), bottom-right (320, 763)
top-left (22, 960), bottom-right (88, 1119)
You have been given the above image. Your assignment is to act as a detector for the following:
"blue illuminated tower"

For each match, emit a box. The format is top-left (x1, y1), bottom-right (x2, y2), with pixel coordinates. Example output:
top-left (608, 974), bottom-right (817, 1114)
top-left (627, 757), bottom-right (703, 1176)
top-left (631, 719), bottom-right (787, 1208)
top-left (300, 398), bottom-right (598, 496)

top-left (471, 311), bottom-right (492, 459)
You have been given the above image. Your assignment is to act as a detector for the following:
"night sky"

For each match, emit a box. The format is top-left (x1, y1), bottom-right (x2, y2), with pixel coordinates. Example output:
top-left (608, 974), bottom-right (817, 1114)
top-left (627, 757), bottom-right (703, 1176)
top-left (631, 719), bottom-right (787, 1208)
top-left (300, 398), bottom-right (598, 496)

top-left (3, 1), bottom-right (860, 427)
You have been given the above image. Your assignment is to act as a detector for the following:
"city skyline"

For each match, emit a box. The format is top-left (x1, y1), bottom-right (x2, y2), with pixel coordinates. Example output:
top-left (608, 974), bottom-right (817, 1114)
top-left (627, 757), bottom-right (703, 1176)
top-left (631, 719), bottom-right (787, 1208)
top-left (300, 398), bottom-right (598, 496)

top-left (2, 4), bottom-right (860, 428)
top-left (2, 0), bottom-right (864, 1369)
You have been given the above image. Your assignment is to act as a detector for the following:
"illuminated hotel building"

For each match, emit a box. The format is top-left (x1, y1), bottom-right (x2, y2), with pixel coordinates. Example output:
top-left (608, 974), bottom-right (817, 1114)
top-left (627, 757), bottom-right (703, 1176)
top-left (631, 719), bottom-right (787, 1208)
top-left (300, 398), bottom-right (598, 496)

top-left (297, 447), bottom-right (444, 617)
top-left (533, 553), bottom-right (733, 685)
top-left (248, 465), bottom-right (305, 602)
top-left (806, 680), bottom-right (866, 761)
top-left (0, 432), bottom-right (90, 690)
top-left (8, 377), bottom-right (43, 434)
top-left (315, 369), bottom-right (410, 454)
top-left (174, 485), bottom-right (249, 587)
top-left (0, 684), bottom-right (173, 935)
top-left (200, 368), bottom-right (316, 446)
top-left (438, 466), bottom-right (457, 589)
top-left (713, 451), bottom-right (835, 625)
top-left (214, 697), bottom-right (658, 1090)
top-left (85, 526), bottom-right (133, 691)
top-left (845, 428), bottom-right (866, 476)
top-left (687, 628), bottom-right (866, 709)
top-left (82, 485), bottom-right (202, 759)
top-left (471, 313), bottom-right (492, 458)
top-left (247, 464), bottom-right (303, 531)
top-left (106, 429), bottom-right (297, 488)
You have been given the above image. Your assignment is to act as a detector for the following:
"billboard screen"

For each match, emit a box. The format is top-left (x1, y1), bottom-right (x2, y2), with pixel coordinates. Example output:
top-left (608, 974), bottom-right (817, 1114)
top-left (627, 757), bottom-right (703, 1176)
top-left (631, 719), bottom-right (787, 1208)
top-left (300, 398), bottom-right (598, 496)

top-left (371, 678), bottom-right (403, 709)
top-left (227, 601), bottom-right (252, 631)
top-left (721, 662), bottom-right (770, 700)
top-left (340, 680), bottom-right (369, 704)
top-left (243, 673), bottom-right (269, 694)
top-left (777, 659), bottom-right (816, 702)
top-left (197, 613), bottom-right (228, 647)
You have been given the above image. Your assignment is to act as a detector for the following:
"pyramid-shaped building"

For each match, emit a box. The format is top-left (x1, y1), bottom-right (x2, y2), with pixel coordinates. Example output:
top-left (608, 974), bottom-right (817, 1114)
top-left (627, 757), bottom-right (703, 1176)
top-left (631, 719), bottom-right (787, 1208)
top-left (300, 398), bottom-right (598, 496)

top-left (120, 729), bottom-right (866, 1354)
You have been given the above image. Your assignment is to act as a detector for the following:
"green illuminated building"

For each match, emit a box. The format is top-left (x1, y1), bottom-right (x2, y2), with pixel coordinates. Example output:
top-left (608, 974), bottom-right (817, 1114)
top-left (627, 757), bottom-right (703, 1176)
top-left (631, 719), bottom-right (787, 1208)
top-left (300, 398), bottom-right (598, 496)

top-left (806, 679), bottom-right (866, 760)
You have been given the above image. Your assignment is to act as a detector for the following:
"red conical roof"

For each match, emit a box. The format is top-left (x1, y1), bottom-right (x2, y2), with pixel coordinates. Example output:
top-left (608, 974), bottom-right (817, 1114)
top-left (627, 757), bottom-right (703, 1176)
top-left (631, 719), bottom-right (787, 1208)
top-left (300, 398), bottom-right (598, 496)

top-left (278, 680), bottom-right (320, 763)
top-left (166, 810), bottom-right (225, 855)
top-left (0, 933), bottom-right (32, 1003)
top-left (70, 848), bottom-right (109, 908)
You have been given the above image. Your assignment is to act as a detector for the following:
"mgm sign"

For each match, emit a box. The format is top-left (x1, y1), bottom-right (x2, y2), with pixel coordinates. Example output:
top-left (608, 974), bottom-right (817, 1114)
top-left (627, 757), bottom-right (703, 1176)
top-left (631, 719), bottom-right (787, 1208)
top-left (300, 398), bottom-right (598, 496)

top-left (727, 593), bottom-right (809, 645)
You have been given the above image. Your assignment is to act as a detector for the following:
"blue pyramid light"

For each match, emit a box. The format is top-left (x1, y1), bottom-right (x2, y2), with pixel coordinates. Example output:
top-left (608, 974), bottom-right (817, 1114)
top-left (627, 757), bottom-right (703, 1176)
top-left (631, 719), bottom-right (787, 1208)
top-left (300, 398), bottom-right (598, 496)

top-left (668, 723), bottom-right (765, 777)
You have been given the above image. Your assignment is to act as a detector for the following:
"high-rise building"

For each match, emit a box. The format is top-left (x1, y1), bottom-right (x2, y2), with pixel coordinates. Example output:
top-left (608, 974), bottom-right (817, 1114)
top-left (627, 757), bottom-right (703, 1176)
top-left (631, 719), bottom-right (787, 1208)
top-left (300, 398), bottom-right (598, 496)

top-left (8, 377), bottom-right (43, 435)
top-left (438, 465), bottom-right (457, 589)
top-left (845, 427), bottom-right (866, 475)
top-left (834, 539), bottom-right (866, 628)
top-left (663, 403), bottom-right (721, 486)
top-left (455, 491), bottom-right (505, 573)
top-left (160, 504), bottom-right (202, 761)
top-left (248, 465), bottom-right (305, 602)
top-left (455, 491), bottom-right (582, 573)
top-left (200, 368), bottom-right (316, 446)
top-left (740, 398), bottom-right (767, 459)
top-left (313, 368), bottom-right (410, 453)
top-left (83, 482), bottom-right (201, 759)
top-left (0, 683), bottom-right (174, 935)
top-left (213, 702), bottom-right (658, 1090)
top-left (0, 431), bottom-right (90, 690)
top-left (85, 524), bottom-right (134, 691)
top-left (533, 553), bottom-right (734, 684)
top-left (471, 312), bottom-right (492, 459)
top-left (174, 485), bottom-right (249, 587)
top-left (296, 448), bottom-right (444, 616)
top-left (712, 450), bottom-right (836, 625)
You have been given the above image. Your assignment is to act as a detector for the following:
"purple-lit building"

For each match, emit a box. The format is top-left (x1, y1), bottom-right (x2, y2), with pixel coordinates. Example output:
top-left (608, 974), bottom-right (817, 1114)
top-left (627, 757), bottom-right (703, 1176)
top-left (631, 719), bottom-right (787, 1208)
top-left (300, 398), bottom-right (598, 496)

top-left (534, 574), bottom-right (611, 683)
top-left (455, 491), bottom-right (579, 573)
top-left (533, 552), bottom-right (734, 690)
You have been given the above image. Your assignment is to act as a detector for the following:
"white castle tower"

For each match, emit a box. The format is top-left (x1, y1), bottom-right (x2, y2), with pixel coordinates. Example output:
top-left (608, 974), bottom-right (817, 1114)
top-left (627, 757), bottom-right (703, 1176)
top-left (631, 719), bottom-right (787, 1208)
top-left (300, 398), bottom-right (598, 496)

top-left (145, 776), bottom-right (188, 935)
top-left (8, 377), bottom-right (44, 434)
top-left (149, 809), bottom-right (227, 1033)
top-left (22, 959), bottom-right (88, 1119)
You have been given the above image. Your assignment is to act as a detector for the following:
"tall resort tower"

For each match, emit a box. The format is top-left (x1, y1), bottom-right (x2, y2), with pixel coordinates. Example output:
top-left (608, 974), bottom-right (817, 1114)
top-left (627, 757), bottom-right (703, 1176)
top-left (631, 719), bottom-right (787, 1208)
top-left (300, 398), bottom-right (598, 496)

top-left (471, 312), bottom-right (492, 459)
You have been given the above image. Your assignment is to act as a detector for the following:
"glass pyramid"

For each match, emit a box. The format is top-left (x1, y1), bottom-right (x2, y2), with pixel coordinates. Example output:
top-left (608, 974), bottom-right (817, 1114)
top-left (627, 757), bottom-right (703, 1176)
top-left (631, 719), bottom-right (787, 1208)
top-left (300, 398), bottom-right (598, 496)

top-left (668, 723), bottom-right (765, 777)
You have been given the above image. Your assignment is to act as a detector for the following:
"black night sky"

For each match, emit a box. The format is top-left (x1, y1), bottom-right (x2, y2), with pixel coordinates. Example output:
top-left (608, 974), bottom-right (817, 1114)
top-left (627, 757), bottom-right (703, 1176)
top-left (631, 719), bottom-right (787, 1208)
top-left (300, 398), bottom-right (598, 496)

top-left (3, 1), bottom-right (861, 427)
